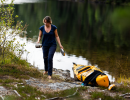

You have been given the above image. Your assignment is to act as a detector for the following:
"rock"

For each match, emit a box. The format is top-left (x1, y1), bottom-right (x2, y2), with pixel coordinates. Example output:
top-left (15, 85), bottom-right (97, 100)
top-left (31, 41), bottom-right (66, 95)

top-left (14, 90), bottom-right (21, 97)
top-left (66, 70), bottom-right (70, 73)
top-left (57, 69), bottom-right (64, 73)
top-left (24, 78), bottom-right (82, 92)
top-left (52, 68), bottom-right (71, 81)
top-left (62, 71), bottom-right (70, 77)
top-left (0, 86), bottom-right (16, 96)
top-left (14, 84), bottom-right (18, 88)
top-left (45, 97), bottom-right (64, 100)
top-left (53, 68), bottom-right (57, 71)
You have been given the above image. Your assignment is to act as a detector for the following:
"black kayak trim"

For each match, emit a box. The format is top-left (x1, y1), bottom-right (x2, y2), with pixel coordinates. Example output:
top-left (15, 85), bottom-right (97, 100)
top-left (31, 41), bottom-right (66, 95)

top-left (78, 67), bottom-right (90, 74)
top-left (82, 70), bottom-right (107, 86)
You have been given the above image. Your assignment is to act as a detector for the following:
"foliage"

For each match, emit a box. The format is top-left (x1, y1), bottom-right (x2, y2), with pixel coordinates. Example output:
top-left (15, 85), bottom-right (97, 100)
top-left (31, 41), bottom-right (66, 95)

top-left (111, 7), bottom-right (130, 33)
top-left (0, 0), bottom-right (27, 63)
top-left (90, 0), bottom-right (130, 4)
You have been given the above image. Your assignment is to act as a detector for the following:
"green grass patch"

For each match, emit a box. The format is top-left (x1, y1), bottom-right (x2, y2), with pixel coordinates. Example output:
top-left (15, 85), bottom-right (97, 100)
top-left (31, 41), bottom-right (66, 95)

top-left (14, 85), bottom-right (84, 100)
top-left (90, 92), bottom-right (124, 100)
top-left (112, 85), bottom-right (130, 94)
top-left (44, 87), bottom-right (84, 100)
top-left (78, 86), bottom-right (88, 91)
top-left (0, 79), bottom-right (45, 100)
top-left (0, 64), bottom-right (42, 79)
top-left (14, 85), bottom-right (44, 100)
top-left (52, 74), bottom-right (63, 81)
top-left (0, 79), bottom-right (23, 84)
top-left (0, 52), bottom-right (30, 67)
top-left (0, 79), bottom-right (23, 89)
top-left (43, 86), bottom-right (87, 100)
top-left (98, 86), bottom-right (107, 90)
top-left (0, 52), bottom-right (42, 79)
top-left (4, 95), bottom-right (21, 100)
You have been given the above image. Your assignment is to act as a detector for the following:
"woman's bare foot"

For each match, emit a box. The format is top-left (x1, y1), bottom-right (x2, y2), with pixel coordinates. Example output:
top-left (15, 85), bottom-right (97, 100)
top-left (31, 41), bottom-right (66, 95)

top-left (43, 71), bottom-right (48, 75)
top-left (48, 75), bottom-right (51, 79)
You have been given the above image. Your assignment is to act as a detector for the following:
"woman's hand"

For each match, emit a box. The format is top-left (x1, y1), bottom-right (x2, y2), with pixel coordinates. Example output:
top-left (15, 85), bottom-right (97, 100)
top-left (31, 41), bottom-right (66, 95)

top-left (37, 41), bottom-right (39, 44)
top-left (37, 30), bottom-right (42, 44)
top-left (60, 45), bottom-right (64, 49)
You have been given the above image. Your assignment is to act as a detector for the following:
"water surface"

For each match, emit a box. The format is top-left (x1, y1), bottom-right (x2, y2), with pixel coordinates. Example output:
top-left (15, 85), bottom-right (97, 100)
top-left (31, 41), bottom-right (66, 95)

top-left (9, 0), bottom-right (130, 82)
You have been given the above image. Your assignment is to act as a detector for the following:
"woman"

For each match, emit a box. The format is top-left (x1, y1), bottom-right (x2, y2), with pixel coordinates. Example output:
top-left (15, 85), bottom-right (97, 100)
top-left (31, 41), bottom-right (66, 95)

top-left (37, 16), bottom-right (63, 79)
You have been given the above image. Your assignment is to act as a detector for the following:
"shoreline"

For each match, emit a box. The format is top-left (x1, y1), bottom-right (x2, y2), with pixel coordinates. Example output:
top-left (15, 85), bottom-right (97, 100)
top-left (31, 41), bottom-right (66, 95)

top-left (0, 62), bottom-right (130, 100)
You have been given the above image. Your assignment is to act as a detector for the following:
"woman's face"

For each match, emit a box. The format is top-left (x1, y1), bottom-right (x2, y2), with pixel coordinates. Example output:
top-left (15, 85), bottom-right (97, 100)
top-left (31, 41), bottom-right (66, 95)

top-left (44, 20), bottom-right (50, 27)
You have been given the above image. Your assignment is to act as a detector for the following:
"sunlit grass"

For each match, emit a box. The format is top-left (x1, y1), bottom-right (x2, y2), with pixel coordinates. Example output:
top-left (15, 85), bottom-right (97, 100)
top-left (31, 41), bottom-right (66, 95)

top-left (117, 74), bottom-right (130, 86)
top-left (90, 92), bottom-right (124, 100)
top-left (0, 50), bottom-right (30, 67)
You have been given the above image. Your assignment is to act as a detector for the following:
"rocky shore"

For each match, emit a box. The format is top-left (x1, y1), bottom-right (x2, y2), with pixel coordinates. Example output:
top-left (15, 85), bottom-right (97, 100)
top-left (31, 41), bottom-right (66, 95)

top-left (0, 68), bottom-right (82, 99)
top-left (0, 67), bottom-right (130, 100)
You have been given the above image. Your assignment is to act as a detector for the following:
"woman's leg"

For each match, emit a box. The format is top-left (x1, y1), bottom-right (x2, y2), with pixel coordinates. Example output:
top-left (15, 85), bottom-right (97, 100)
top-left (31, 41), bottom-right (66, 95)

top-left (42, 46), bottom-right (49, 72)
top-left (48, 45), bottom-right (56, 76)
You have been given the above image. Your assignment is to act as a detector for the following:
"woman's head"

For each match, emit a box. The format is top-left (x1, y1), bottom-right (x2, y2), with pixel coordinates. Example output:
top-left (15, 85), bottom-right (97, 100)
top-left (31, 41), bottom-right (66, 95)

top-left (43, 16), bottom-right (52, 26)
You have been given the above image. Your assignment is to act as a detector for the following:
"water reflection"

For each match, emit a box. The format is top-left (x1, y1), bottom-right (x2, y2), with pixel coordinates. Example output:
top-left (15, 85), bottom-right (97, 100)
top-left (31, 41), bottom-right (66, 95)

top-left (0, 0), bottom-right (44, 4)
top-left (19, 35), bottom-right (115, 82)
top-left (12, 0), bottom-right (130, 82)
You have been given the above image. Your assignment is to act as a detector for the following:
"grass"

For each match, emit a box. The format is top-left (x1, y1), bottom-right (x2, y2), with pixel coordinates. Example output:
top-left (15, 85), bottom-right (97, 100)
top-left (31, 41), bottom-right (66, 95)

top-left (117, 75), bottom-right (130, 86)
top-left (0, 78), bottom-right (46, 100)
top-left (4, 95), bottom-right (20, 100)
top-left (0, 78), bottom-right (86, 100)
top-left (111, 85), bottom-right (130, 94)
top-left (90, 92), bottom-right (124, 100)
top-left (0, 50), bottom-right (130, 100)
top-left (0, 52), bottom-right (30, 67)
top-left (52, 74), bottom-right (63, 80)
top-left (0, 52), bottom-right (48, 80)
top-left (14, 85), bottom-right (44, 100)
top-left (0, 64), bottom-right (42, 79)
top-left (0, 60), bottom-right (86, 100)
top-left (114, 75), bottom-right (130, 93)
top-left (98, 86), bottom-right (107, 90)
top-left (44, 86), bottom-right (87, 100)
top-left (0, 52), bottom-right (43, 79)
top-left (98, 82), bottom-right (130, 94)
top-left (0, 52), bottom-right (86, 100)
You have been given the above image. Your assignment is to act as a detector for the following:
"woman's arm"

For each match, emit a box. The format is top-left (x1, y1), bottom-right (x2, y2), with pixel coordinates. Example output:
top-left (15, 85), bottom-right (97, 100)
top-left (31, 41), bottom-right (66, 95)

top-left (37, 30), bottom-right (42, 43)
top-left (54, 29), bottom-right (63, 49)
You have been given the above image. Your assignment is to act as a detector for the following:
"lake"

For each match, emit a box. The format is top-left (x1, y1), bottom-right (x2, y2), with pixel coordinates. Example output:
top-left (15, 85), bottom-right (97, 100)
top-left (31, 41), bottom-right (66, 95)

top-left (5, 0), bottom-right (130, 82)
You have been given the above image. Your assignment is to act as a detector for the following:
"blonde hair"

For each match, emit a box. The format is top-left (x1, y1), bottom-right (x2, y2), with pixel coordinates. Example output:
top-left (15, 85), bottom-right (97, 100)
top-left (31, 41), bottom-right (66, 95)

top-left (43, 16), bottom-right (52, 24)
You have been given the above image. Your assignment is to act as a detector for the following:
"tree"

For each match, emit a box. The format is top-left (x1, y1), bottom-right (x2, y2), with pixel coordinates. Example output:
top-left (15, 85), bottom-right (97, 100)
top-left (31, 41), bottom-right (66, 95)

top-left (0, 0), bottom-right (27, 63)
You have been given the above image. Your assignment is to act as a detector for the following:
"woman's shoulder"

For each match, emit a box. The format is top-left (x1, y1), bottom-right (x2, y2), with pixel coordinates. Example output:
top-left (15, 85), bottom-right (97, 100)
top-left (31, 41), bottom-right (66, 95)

top-left (39, 25), bottom-right (45, 30)
top-left (40, 25), bottom-right (45, 28)
top-left (51, 24), bottom-right (57, 29)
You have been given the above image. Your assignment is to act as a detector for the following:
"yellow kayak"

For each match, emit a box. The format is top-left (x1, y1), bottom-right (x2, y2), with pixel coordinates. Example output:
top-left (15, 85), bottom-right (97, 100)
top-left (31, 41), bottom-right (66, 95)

top-left (72, 63), bottom-right (110, 87)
